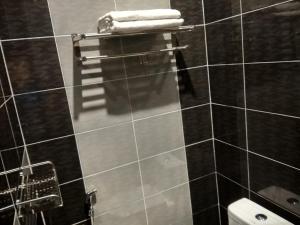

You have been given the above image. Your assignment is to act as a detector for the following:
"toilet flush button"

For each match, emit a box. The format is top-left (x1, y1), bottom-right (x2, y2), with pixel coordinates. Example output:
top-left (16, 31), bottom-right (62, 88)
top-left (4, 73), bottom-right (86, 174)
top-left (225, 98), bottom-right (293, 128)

top-left (255, 214), bottom-right (268, 221)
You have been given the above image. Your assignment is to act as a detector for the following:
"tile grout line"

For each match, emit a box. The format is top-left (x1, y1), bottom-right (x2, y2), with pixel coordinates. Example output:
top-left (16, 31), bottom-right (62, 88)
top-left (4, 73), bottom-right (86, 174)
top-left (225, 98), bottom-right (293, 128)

top-left (200, 1), bottom-right (222, 224)
top-left (239, 0), bottom-right (251, 199)
top-left (45, 0), bottom-right (86, 188)
top-left (215, 138), bottom-right (300, 172)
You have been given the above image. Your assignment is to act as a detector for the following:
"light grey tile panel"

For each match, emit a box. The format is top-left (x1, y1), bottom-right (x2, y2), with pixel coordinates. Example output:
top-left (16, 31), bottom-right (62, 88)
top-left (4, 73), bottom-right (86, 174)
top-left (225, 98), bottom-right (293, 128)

top-left (94, 200), bottom-right (147, 225)
top-left (115, 0), bottom-right (170, 10)
top-left (55, 36), bottom-right (125, 88)
top-left (141, 148), bottom-right (189, 197)
top-left (76, 123), bottom-right (137, 177)
top-left (48, 0), bottom-right (116, 35)
top-left (84, 163), bottom-right (143, 216)
top-left (134, 111), bottom-right (185, 159)
top-left (145, 184), bottom-right (193, 225)
top-left (66, 80), bottom-right (132, 133)
top-left (128, 72), bottom-right (180, 120)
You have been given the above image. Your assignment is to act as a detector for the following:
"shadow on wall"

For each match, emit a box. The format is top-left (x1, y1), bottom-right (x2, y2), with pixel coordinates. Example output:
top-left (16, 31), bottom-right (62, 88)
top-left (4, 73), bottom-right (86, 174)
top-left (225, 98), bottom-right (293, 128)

top-left (72, 33), bottom-right (180, 120)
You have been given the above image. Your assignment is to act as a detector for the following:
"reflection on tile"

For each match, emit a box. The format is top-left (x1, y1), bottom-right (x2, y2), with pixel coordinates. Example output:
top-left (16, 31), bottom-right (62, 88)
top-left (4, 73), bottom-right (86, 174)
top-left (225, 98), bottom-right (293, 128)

top-left (0, 106), bottom-right (16, 151)
top-left (67, 80), bottom-right (131, 133)
top-left (56, 36), bottom-right (125, 88)
top-left (190, 174), bottom-right (218, 214)
top-left (122, 34), bottom-right (175, 78)
top-left (3, 38), bottom-right (64, 94)
top-left (15, 89), bottom-right (73, 143)
top-left (213, 104), bottom-right (246, 148)
top-left (134, 111), bottom-right (185, 159)
top-left (204, 0), bottom-right (240, 23)
top-left (207, 17), bottom-right (242, 64)
top-left (76, 123), bottom-right (137, 177)
top-left (27, 136), bottom-right (82, 184)
top-left (215, 140), bottom-right (248, 187)
top-left (45, 180), bottom-right (88, 225)
top-left (0, 0), bottom-right (53, 39)
top-left (193, 206), bottom-right (220, 225)
top-left (115, 0), bottom-right (170, 11)
top-left (217, 175), bottom-right (248, 208)
top-left (250, 192), bottom-right (300, 224)
top-left (94, 201), bottom-right (147, 225)
top-left (170, 0), bottom-right (203, 25)
top-left (178, 67), bottom-right (209, 109)
top-left (141, 148), bottom-right (188, 197)
top-left (242, 0), bottom-right (290, 12)
top-left (182, 105), bottom-right (212, 145)
top-left (84, 163), bottom-right (143, 216)
top-left (48, 0), bottom-right (115, 35)
top-left (243, 2), bottom-right (300, 62)
top-left (246, 62), bottom-right (300, 117)
top-left (249, 153), bottom-right (300, 210)
top-left (247, 111), bottom-right (300, 168)
top-left (128, 72), bottom-right (180, 120)
top-left (186, 141), bottom-right (215, 180)
top-left (210, 65), bottom-right (244, 107)
top-left (146, 184), bottom-right (193, 225)
top-left (173, 28), bottom-right (207, 69)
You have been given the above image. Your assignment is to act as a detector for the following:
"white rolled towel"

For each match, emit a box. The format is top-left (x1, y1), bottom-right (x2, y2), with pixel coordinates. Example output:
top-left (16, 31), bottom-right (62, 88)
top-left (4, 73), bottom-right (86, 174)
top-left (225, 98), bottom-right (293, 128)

top-left (98, 19), bottom-right (184, 34)
top-left (98, 9), bottom-right (181, 23)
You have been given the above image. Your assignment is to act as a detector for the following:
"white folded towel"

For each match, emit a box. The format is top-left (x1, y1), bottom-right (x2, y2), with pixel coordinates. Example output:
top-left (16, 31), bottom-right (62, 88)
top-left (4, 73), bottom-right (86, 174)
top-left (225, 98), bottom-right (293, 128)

top-left (98, 9), bottom-right (181, 23)
top-left (98, 19), bottom-right (184, 34)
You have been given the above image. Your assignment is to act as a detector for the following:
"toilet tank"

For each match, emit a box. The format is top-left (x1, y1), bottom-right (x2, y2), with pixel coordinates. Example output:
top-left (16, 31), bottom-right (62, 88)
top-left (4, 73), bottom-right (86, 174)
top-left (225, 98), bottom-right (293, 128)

top-left (228, 198), bottom-right (294, 225)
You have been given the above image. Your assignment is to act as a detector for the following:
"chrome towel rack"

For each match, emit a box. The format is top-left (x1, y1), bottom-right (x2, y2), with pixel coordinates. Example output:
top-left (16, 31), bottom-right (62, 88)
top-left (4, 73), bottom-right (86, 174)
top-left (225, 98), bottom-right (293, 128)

top-left (71, 25), bottom-right (195, 61)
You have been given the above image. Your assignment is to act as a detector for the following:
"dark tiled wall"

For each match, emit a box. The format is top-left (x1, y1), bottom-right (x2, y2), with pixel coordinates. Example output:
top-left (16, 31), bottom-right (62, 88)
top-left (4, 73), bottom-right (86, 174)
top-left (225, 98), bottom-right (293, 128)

top-left (206, 0), bottom-right (300, 224)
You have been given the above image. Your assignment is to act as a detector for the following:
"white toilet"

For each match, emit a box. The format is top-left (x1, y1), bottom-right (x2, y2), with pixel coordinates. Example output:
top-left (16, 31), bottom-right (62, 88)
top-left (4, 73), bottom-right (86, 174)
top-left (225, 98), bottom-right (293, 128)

top-left (228, 198), bottom-right (294, 225)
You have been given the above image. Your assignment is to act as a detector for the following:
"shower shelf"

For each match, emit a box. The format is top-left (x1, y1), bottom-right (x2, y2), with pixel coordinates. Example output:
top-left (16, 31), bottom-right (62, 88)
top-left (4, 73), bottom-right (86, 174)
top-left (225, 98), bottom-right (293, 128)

top-left (72, 25), bottom-right (195, 62)
top-left (0, 161), bottom-right (63, 214)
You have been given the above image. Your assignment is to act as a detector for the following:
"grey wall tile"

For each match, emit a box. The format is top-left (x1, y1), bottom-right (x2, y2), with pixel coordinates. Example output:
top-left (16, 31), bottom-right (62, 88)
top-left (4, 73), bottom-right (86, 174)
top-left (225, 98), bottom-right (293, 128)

top-left (140, 148), bottom-right (188, 196)
top-left (94, 200), bottom-right (147, 225)
top-left (84, 163), bottom-right (143, 216)
top-left (48, 0), bottom-right (116, 35)
top-left (76, 123), bottom-right (137, 177)
top-left (66, 80), bottom-right (132, 133)
top-left (134, 111), bottom-right (185, 159)
top-left (145, 184), bottom-right (193, 225)
top-left (128, 72), bottom-right (180, 120)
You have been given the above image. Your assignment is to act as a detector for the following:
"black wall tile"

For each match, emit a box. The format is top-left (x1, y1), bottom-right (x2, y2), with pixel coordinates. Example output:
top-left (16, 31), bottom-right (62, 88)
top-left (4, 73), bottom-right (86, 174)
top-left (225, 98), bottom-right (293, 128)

top-left (246, 62), bottom-right (300, 117)
top-left (186, 141), bottom-right (215, 180)
top-left (243, 3), bottom-right (300, 62)
top-left (215, 141), bottom-right (248, 187)
top-left (173, 28), bottom-right (207, 69)
top-left (204, 0), bottom-right (240, 23)
top-left (190, 174), bottom-right (218, 214)
top-left (178, 67), bottom-right (209, 109)
top-left (3, 39), bottom-right (64, 94)
top-left (220, 206), bottom-right (228, 225)
top-left (210, 65), bottom-right (244, 107)
top-left (217, 175), bottom-right (248, 208)
top-left (207, 17), bottom-right (242, 64)
top-left (212, 105), bottom-right (246, 148)
top-left (0, 52), bottom-right (11, 98)
top-left (1, 148), bottom-right (23, 171)
top-left (27, 136), bottom-right (82, 184)
top-left (0, 106), bottom-right (16, 151)
top-left (249, 153), bottom-right (300, 216)
top-left (45, 180), bottom-right (88, 225)
top-left (15, 89), bottom-right (74, 144)
top-left (193, 206), bottom-right (220, 225)
top-left (182, 105), bottom-right (212, 145)
top-left (247, 111), bottom-right (300, 168)
top-left (250, 192), bottom-right (300, 224)
top-left (242, 0), bottom-right (291, 12)
top-left (0, 0), bottom-right (53, 39)
top-left (170, 0), bottom-right (203, 25)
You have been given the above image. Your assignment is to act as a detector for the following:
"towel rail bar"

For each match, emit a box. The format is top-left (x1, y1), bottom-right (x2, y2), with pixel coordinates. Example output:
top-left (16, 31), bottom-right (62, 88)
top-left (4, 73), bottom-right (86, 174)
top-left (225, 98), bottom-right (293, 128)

top-left (72, 25), bottom-right (195, 42)
top-left (80, 45), bottom-right (188, 62)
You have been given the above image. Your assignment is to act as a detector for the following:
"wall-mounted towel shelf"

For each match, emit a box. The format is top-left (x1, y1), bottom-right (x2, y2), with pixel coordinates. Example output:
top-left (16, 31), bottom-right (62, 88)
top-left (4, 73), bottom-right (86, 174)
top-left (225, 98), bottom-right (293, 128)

top-left (71, 25), bottom-right (195, 42)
